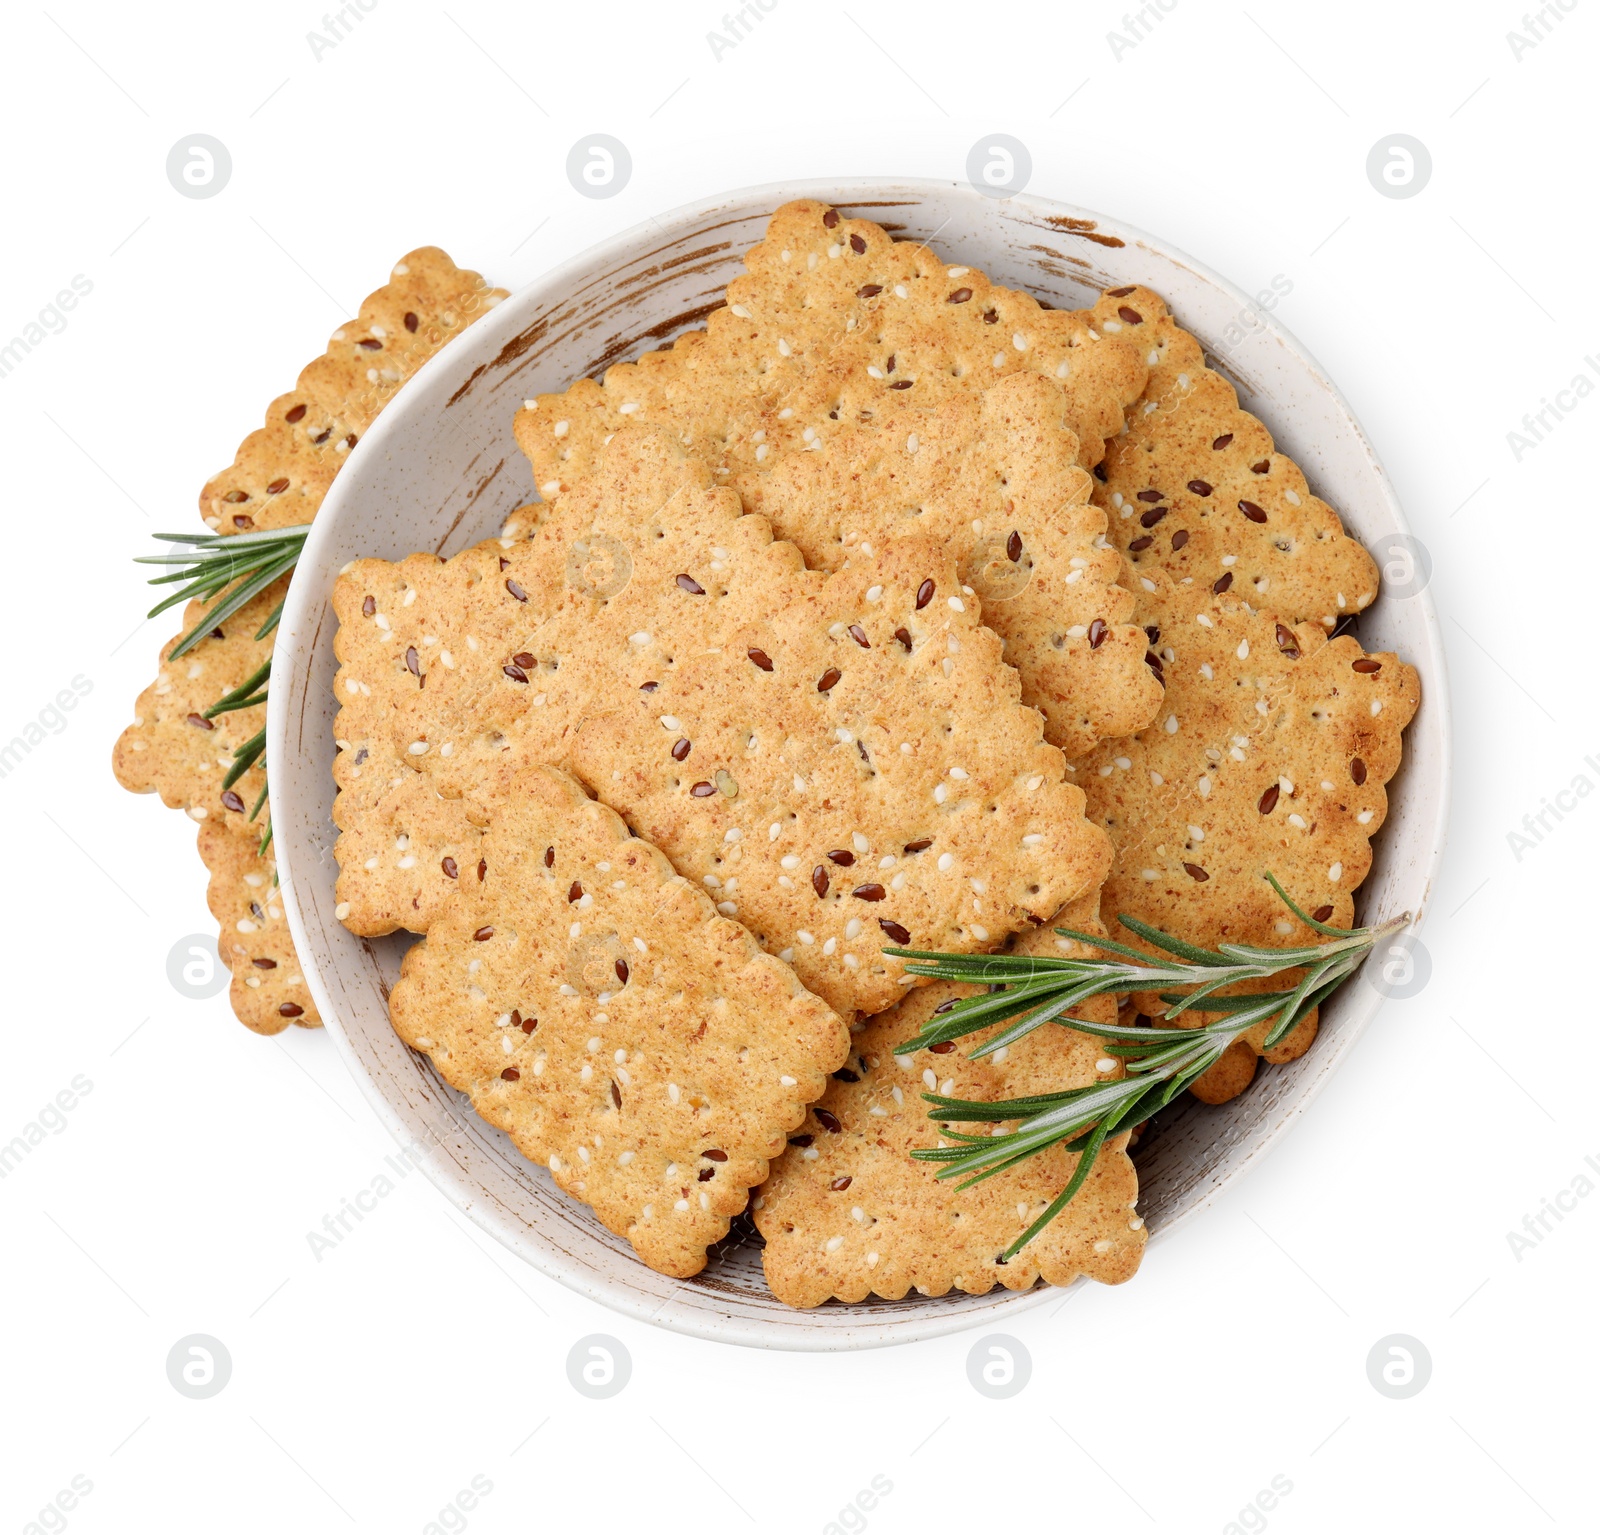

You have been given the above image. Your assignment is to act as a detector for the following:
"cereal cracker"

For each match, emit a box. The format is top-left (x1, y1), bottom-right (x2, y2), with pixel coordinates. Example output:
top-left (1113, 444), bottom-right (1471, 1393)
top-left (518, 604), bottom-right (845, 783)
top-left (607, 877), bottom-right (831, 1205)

top-left (1078, 578), bottom-right (1419, 1087)
top-left (115, 248), bottom-right (505, 1032)
top-left (334, 428), bottom-right (1114, 1019)
top-left (755, 894), bottom-right (1144, 1308)
top-left (1085, 285), bottom-right (1378, 629)
top-left (388, 764), bottom-right (848, 1278)
top-left (751, 370), bottom-right (1162, 755)
top-left (514, 199), bottom-right (1148, 502)
top-left (197, 818), bottom-right (319, 1033)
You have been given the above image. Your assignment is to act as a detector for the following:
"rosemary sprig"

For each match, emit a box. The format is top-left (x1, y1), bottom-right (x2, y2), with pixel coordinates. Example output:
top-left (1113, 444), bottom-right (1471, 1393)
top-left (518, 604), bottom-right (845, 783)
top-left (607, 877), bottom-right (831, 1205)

top-left (138, 527), bottom-right (307, 853)
top-left (136, 523), bottom-right (310, 661)
top-left (882, 876), bottom-right (1409, 1258)
top-left (203, 657), bottom-right (272, 719)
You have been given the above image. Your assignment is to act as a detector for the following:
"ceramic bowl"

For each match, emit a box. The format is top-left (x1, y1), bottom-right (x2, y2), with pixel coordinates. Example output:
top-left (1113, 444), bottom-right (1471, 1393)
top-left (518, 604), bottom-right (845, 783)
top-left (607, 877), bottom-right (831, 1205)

top-left (269, 178), bottom-right (1450, 1349)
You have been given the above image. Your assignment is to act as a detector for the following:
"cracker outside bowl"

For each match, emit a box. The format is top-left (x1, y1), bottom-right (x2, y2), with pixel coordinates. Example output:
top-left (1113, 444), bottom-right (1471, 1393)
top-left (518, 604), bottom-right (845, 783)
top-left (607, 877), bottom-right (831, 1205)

top-left (268, 179), bottom-right (1450, 1350)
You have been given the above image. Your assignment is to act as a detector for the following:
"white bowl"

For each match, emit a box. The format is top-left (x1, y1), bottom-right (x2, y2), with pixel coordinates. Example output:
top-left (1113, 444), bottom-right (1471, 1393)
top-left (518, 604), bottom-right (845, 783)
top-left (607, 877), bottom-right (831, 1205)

top-left (270, 179), bottom-right (1450, 1350)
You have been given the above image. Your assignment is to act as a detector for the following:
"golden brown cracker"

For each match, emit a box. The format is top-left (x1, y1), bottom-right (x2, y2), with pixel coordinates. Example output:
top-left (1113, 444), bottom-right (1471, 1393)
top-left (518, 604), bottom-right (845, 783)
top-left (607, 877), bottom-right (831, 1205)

top-left (200, 249), bottom-right (507, 533)
top-left (1078, 581), bottom-right (1419, 1076)
top-left (197, 818), bottom-right (319, 1034)
top-left (330, 431), bottom-right (777, 935)
top-left (333, 428), bottom-right (1113, 1019)
top-left (1085, 285), bottom-right (1378, 628)
top-left (564, 532), bottom-right (1111, 1018)
top-left (113, 579), bottom-right (282, 826)
top-left (388, 764), bottom-right (848, 1279)
top-left (514, 198), bottom-right (1148, 501)
top-left (755, 898), bottom-right (1145, 1308)
top-left (115, 247), bottom-right (505, 1033)
top-left (751, 370), bottom-right (1162, 756)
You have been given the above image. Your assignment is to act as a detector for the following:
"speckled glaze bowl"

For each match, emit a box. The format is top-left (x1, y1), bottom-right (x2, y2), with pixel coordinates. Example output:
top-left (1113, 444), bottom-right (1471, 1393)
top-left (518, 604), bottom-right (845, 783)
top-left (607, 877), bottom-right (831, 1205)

top-left (269, 179), bottom-right (1450, 1349)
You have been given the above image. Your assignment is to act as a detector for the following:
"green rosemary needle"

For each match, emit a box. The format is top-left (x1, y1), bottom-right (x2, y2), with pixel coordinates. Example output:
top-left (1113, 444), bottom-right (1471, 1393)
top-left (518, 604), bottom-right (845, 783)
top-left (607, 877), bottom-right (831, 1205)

top-left (136, 527), bottom-right (306, 854)
top-left (136, 523), bottom-right (310, 661)
top-left (881, 875), bottom-right (1410, 1257)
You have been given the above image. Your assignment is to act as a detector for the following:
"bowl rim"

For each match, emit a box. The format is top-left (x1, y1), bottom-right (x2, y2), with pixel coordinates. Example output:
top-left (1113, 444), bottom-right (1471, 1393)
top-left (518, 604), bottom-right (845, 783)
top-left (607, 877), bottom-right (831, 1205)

top-left (269, 175), bottom-right (1451, 1348)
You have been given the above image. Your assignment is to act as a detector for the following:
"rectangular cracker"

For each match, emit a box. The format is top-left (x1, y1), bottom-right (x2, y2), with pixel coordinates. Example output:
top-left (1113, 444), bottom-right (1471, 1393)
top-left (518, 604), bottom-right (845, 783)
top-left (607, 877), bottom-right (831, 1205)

top-left (115, 248), bottom-right (506, 1032)
top-left (389, 764), bottom-right (849, 1279)
top-left (513, 198), bottom-right (1149, 500)
top-left (333, 427), bottom-right (1113, 1018)
top-left (199, 248), bottom-right (507, 533)
top-left (1084, 284), bottom-right (1379, 630)
top-left (749, 369), bottom-right (1162, 756)
top-left (1076, 576), bottom-right (1419, 1090)
top-left (754, 894), bottom-right (1145, 1308)
top-left (198, 818), bottom-right (317, 1034)
top-left (1068, 287), bottom-right (1410, 1100)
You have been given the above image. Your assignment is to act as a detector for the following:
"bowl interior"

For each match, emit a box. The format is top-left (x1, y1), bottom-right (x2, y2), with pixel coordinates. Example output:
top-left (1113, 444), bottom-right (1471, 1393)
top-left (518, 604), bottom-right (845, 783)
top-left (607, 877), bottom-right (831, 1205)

top-left (269, 179), bottom-right (1448, 1350)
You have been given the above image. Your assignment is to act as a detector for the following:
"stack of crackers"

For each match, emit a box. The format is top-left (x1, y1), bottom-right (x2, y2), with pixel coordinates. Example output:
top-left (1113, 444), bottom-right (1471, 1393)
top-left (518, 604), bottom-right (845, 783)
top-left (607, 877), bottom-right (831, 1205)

top-left (116, 201), bottom-right (1419, 1311)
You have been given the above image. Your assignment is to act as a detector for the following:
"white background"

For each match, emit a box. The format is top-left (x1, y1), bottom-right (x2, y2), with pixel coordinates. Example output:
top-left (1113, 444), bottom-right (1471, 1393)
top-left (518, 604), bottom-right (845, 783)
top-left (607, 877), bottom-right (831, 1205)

top-left (1, 1), bottom-right (1593, 1530)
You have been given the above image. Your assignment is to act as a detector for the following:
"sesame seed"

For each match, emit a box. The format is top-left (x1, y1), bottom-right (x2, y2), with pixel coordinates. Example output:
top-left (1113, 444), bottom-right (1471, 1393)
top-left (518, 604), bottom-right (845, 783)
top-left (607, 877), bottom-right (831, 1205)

top-left (334, 903), bottom-right (350, 920)
top-left (1093, 1239), bottom-right (1112, 1254)
top-left (826, 1236), bottom-right (844, 1252)
top-left (937, 853), bottom-right (953, 872)
top-left (780, 1074), bottom-right (798, 1086)
top-left (1329, 862), bottom-right (1343, 881)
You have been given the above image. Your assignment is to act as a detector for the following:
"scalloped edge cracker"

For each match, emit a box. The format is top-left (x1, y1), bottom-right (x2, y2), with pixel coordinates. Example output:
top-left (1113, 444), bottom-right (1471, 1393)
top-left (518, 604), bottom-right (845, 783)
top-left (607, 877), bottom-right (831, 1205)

top-left (334, 429), bottom-right (1113, 1021)
top-left (1077, 576), bottom-right (1419, 1097)
top-left (389, 764), bottom-right (848, 1278)
top-left (755, 893), bottom-right (1145, 1308)
top-left (1084, 284), bottom-right (1379, 629)
top-left (750, 370), bottom-right (1162, 757)
top-left (197, 818), bottom-right (319, 1034)
top-left (514, 198), bottom-right (1149, 501)
top-left (113, 248), bottom-right (506, 1034)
